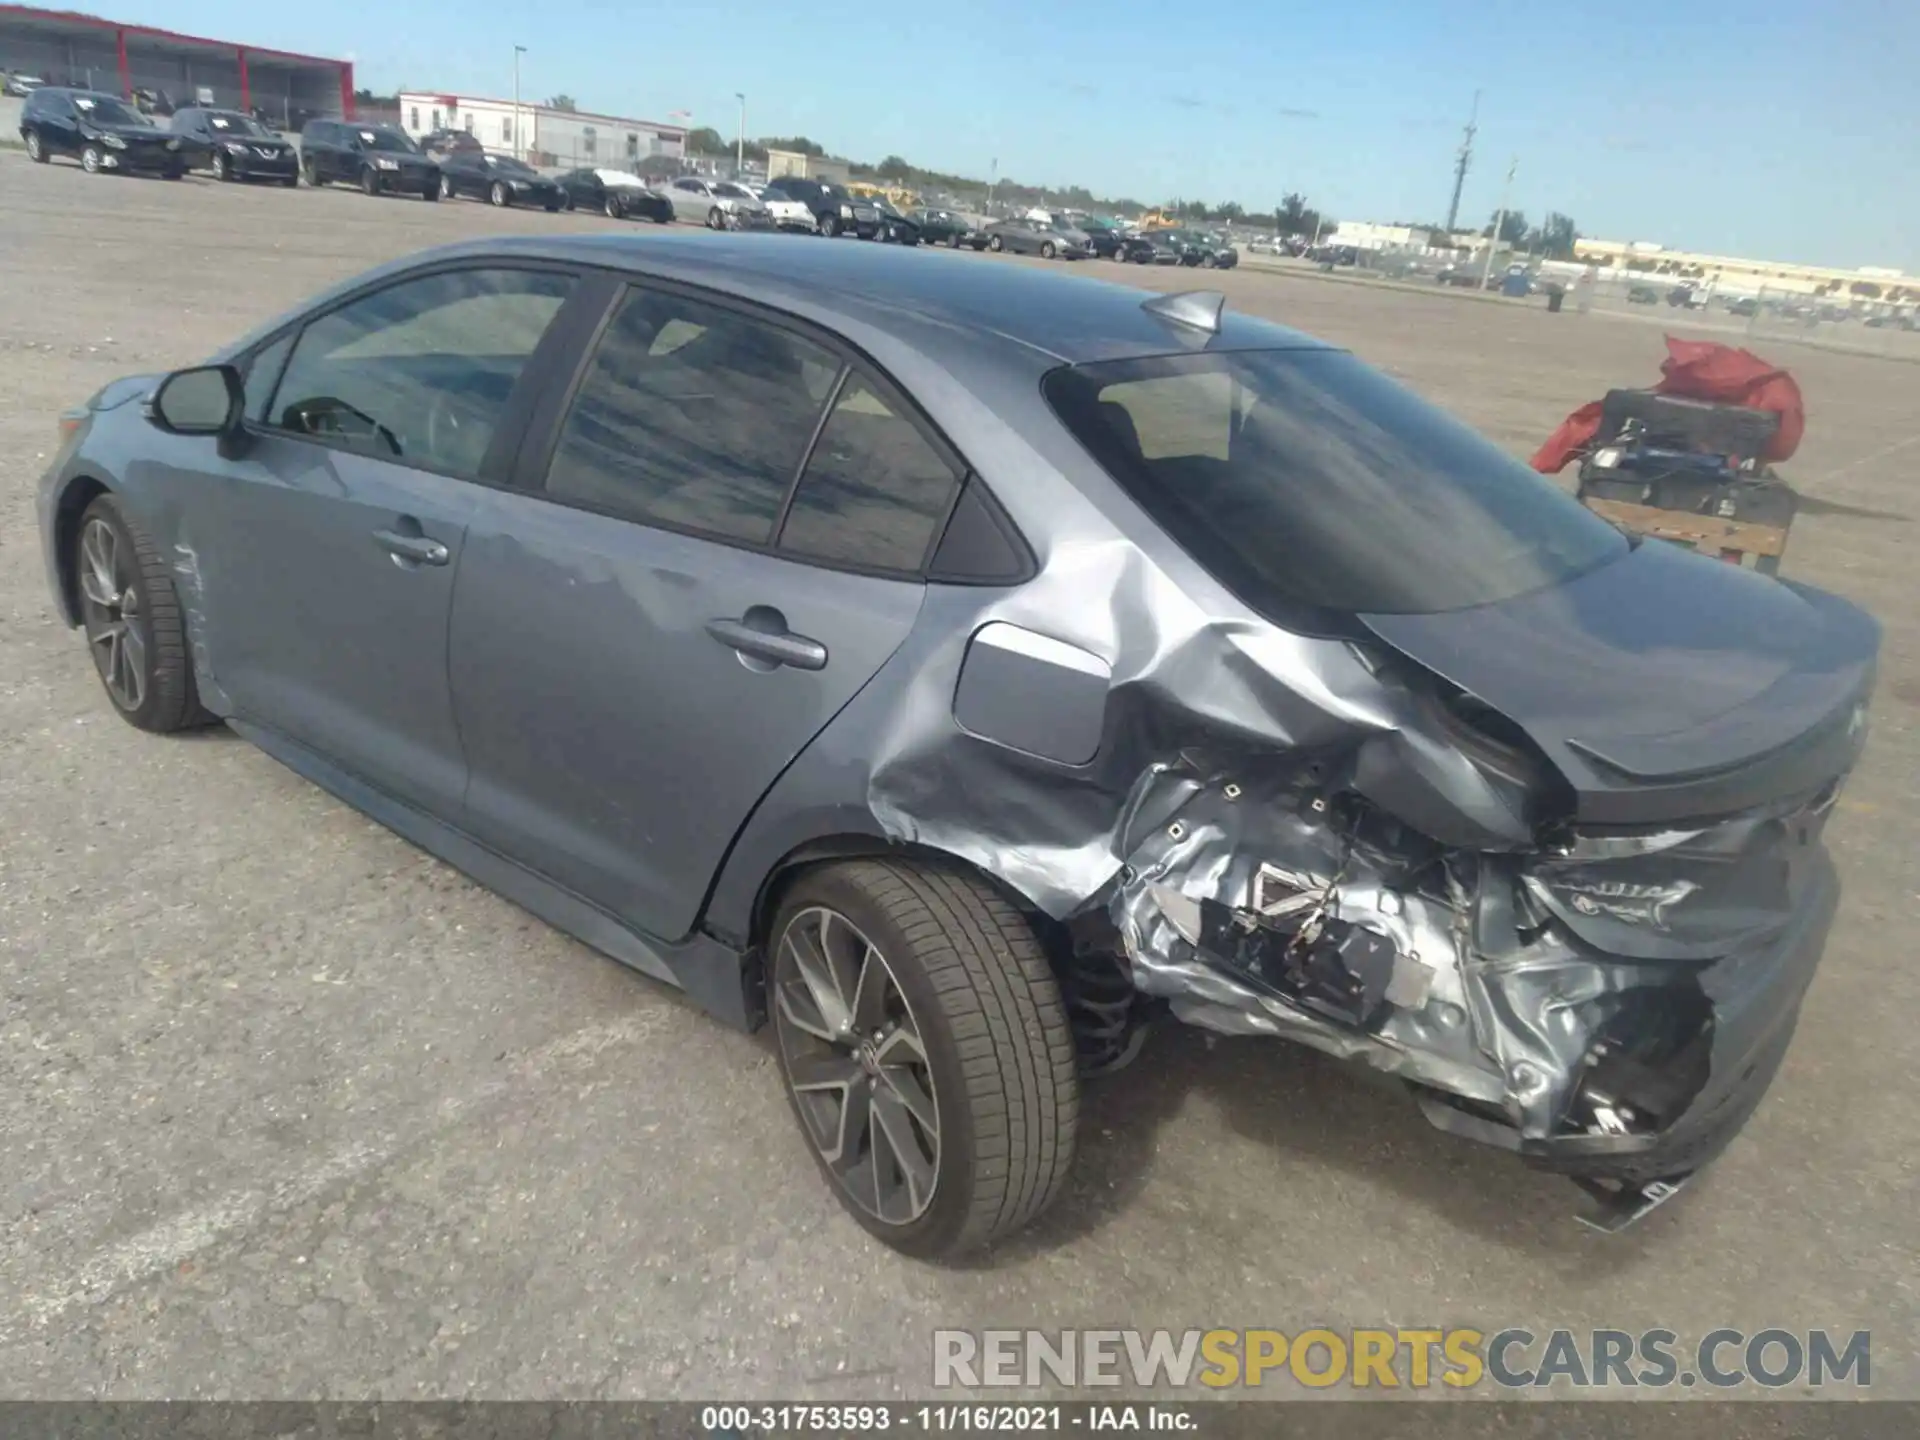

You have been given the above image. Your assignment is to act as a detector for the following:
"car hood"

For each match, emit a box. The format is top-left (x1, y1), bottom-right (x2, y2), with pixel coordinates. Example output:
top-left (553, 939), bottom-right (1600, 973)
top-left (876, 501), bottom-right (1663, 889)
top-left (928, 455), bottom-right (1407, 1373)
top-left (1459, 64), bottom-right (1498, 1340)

top-left (85, 121), bottom-right (172, 141)
top-left (1359, 539), bottom-right (1879, 825)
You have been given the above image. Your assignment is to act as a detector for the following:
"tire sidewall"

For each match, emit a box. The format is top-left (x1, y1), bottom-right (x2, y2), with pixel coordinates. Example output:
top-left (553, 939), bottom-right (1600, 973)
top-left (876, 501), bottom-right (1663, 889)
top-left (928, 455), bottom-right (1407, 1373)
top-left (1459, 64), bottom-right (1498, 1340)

top-left (76, 496), bottom-right (176, 730)
top-left (441, 173), bottom-right (455, 200)
top-left (770, 867), bottom-right (992, 1258)
top-left (491, 181), bottom-right (507, 206)
top-left (212, 151), bottom-right (229, 181)
top-left (82, 144), bottom-right (102, 173)
top-left (361, 167), bottom-right (379, 195)
top-left (988, 234), bottom-right (1003, 252)
top-left (27, 128), bottom-right (46, 161)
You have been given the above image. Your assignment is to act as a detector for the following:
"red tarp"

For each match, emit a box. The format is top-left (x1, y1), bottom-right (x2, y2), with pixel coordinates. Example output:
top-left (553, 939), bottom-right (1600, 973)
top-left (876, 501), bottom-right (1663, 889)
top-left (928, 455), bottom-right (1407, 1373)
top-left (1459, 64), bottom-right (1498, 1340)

top-left (1529, 336), bottom-right (1805, 474)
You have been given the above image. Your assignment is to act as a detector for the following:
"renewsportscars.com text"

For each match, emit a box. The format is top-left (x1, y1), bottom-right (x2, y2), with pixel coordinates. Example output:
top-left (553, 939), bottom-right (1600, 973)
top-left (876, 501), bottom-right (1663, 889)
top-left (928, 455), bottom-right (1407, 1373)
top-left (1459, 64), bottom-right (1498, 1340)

top-left (933, 1328), bottom-right (1872, 1391)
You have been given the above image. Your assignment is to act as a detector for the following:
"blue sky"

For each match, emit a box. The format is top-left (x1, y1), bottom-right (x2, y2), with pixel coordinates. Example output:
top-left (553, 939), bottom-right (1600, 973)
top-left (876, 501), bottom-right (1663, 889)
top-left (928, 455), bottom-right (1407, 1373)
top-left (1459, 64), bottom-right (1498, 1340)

top-left (110, 0), bottom-right (1918, 270)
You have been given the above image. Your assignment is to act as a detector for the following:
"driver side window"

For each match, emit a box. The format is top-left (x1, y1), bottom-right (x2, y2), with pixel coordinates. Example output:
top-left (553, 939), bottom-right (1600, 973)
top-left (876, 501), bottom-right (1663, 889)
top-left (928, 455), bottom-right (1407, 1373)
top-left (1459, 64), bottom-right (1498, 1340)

top-left (263, 267), bottom-right (576, 480)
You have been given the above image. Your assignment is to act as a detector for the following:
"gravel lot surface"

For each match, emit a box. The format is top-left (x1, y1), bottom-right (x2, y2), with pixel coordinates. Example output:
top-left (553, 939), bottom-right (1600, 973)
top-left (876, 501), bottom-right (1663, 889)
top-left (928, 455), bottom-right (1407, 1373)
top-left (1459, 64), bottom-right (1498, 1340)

top-left (1, 155), bottom-right (1915, 1402)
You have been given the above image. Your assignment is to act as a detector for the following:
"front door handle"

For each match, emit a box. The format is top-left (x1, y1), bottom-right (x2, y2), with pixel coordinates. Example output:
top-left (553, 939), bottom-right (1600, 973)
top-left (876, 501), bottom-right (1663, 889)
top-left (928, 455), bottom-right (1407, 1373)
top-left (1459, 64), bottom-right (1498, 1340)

top-left (706, 615), bottom-right (828, 671)
top-left (373, 528), bottom-right (450, 567)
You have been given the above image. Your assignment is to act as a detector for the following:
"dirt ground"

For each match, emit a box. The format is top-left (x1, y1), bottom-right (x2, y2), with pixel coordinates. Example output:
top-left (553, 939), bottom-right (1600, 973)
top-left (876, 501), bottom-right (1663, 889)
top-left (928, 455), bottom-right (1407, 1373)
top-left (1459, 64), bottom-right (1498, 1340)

top-left (1, 156), bottom-right (1916, 1402)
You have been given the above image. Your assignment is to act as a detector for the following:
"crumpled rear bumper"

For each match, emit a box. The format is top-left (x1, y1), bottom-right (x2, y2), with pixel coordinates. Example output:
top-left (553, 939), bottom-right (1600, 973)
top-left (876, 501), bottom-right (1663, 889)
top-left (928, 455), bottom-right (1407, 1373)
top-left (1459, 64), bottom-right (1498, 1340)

top-left (1109, 757), bottom-right (1841, 1192)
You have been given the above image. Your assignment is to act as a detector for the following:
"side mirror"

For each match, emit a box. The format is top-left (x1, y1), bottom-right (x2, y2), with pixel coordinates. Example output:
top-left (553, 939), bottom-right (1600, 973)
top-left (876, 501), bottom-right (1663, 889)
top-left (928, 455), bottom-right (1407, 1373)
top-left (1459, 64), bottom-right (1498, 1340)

top-left (148, 364), bottom-right (244, 437)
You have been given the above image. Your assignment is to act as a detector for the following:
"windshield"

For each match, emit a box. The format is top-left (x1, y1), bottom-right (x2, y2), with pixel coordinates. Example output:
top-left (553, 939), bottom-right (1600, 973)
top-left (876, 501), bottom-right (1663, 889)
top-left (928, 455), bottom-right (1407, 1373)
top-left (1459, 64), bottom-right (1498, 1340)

top-left (360, 128), bottom-right (418, 153)
top-left (492, 157), bottom-right (536, 176)
top-left (73, 94), bottom-right (143, 126)
top-left (713, 181), bottom-right (754, 199)
top-left (207, 112), bottom-right (269, 136)
top-left (1043, 349), bottom-right (1627, 617)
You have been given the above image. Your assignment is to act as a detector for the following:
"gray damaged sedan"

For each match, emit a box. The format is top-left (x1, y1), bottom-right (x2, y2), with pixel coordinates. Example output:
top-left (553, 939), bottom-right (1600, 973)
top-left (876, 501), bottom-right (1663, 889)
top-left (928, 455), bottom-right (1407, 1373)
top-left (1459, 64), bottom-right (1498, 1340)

top-left (39, 236), bottom-right (1878, 1256)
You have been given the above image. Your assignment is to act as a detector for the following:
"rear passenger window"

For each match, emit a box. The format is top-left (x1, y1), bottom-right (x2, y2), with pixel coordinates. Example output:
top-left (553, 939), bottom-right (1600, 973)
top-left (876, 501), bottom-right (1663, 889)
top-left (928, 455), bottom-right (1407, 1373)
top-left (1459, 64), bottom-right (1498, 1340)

top-left (545, 287), bottom-right (841, 543)
top-left (777, 377), bottom-right (961, 572)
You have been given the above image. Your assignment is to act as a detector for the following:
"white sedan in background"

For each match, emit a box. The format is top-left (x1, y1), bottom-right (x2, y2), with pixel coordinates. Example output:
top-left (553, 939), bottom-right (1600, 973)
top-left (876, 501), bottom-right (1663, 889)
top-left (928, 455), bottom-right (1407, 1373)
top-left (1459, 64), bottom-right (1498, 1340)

top-left (662, 175), bottom-right (773, 229)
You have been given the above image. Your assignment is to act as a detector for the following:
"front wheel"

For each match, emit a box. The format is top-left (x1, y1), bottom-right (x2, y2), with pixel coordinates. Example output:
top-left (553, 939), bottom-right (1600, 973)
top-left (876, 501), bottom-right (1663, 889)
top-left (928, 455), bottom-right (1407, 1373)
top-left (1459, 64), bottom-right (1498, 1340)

top-left (74, 495), bottom-right (215, 733)
top-left (988, 234), bottom-right (1003, 252)
top-left (81, 144), bottom-right (104, 174)
top-left (1040, 241), bottom-right (1057, 260)
top-left (769, 860), bottom-right (1080, 1259)
top-left (440, 173), bottom-right (456, 201)
top-left (360, 167), bottom-right (382, 196)
top-left (490, 181), bottom-right (510, 207)
top-left (212, 151), bottom-right (230, 181)
top-left (822, 214), bottom-right (841, 238)
top-left (604, 196), bottom-right (621, 219)
top-left (25, 128), bottom-right (48, 163)
top-left (708, 205), bottom-right (726, 230)
top-left (947, 233), bottom-right (962, 249)
top-left (301, 156), bottom-right (320, 187)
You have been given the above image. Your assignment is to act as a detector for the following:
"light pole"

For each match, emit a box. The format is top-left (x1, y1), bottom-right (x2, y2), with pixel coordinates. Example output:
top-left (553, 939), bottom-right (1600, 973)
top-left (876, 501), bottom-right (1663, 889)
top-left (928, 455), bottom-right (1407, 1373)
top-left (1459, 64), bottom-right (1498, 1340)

top-left (987, 156), bottom-right (998, 214)
top-left (734, 92), bottom-right (745, 177)
top-left (512, 44), bottom-right (526, 161)
top-left (1481, 155), bottom-right (1517, 291)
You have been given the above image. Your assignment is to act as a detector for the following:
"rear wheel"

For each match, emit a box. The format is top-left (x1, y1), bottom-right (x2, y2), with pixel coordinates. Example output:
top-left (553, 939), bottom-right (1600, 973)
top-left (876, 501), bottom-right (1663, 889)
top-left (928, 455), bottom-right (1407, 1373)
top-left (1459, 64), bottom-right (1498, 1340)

top-left (212, 150), bottom-right (230, 181)
top-left (25, 128), bottom-right (48, 163)
top-left (769, 860), bottom-right (1080, 1259)
top-left (301, 155), bottom-right (319, 186)
top-left (440, 172), bottom-right (456, 200)
top-left (74, 495), bottom-right (214, 733)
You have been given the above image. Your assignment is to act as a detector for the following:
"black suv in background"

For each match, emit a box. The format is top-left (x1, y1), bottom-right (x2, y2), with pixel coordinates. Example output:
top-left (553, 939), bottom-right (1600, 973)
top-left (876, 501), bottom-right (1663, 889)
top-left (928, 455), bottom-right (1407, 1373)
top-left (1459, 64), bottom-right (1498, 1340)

top-left (172, 107), bottom-right (297, 184)
top-left (19, 87), bottom-right (187, 177)
top-left (761, 177), bottom-right (880, 238)
top-left (299, 119), bottom-right (440, 198)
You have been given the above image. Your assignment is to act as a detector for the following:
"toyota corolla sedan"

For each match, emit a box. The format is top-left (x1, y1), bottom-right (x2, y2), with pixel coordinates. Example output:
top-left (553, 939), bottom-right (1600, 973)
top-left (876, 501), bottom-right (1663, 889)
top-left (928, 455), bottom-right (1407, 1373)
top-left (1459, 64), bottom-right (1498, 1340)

top-left (38, 236), bottom-right (1878, 1256)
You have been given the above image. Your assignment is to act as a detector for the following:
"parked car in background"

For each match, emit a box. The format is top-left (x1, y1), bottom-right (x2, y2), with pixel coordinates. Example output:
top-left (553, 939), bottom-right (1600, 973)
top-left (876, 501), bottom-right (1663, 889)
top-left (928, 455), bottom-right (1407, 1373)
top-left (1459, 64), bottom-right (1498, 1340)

top-left (909, 207), bottom-right (982, 249)
top-left (439, 151), bottom-right (565, 210)
top-left (982, 216), bottom-right (1089, 259)
top-left (762, 177), bottom-right (879, 238)
top-left (1626, 284), bottom-right (1661, 304)
top-left (19, 88), bottom-right (187, 177)
top-left (420, 128), bottom-right (484, 163)
top-left (1077, 218), bottom-right (1131, 260)
top-left (1726, 296), bottom-right (1759, 318)
top-left (172, 107), bottom-right (297, 185)
top-left (4, 71), bottom-right (46, 98)
top-left (300, 119), bottom-right (440, 199)
top-left (1115, 230), bottom-right (1184, 265)
top-left (130, 86), bottom-right (175, 118)
top-left (663, 175), bottom-right (772, 230)
top-left (753, 184), bottom-right (817, 232)
top-left (557, 168), bottom-right (674, 222)
top-left (870, 196), bottom-right (922, 245)
top-left (1196, 231), bottom-right (1239, 269)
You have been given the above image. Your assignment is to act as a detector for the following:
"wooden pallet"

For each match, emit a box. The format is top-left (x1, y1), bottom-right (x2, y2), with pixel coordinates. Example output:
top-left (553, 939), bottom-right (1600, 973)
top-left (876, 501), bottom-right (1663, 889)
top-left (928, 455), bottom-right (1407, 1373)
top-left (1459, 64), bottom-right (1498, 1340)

top-left (1581, 496), bottom-right (1789, 572)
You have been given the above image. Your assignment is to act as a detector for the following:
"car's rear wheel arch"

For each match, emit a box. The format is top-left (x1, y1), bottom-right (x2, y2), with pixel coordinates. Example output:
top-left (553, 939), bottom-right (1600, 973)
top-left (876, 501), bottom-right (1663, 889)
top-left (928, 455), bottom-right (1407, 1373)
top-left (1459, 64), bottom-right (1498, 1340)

top-left (747, 835), bottom-right (1058, 996)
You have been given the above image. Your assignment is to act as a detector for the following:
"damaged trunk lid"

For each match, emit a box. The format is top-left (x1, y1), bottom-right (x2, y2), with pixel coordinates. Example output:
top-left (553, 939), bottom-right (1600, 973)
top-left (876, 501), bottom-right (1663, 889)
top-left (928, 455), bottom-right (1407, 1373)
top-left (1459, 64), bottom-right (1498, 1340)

top-left (1360, 538), bottom-right (1877, 827)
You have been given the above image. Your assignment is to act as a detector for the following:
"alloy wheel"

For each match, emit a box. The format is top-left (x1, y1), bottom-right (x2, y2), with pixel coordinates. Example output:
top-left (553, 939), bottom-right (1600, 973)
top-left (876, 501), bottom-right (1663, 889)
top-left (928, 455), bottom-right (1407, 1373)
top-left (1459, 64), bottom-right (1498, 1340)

top-left (213, 151), bottom-right (229, 181)
top-left (82, 146), bottom-right (101, 173)
top-left (26, 130), bottom-right (42, 160)
top-left (773, 905), bottom-right (941, 1226)
top-left (441, 173), bottom-right (455, 200)
top-left (78, 517), bottom-right (146, 713)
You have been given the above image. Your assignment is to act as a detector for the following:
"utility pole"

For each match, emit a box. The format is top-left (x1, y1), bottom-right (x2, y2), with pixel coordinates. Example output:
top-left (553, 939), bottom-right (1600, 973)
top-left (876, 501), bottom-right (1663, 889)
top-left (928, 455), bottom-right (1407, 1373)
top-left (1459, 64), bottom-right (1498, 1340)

top-left (734, 92), bottom-right (745, 177)
top-left (1480, 154), bottom-right (1517, 291)
top-left (512, 45), bottom-right (526, 161)
top-left (987, 156), bottom-right (998, 213)
top-left (1444, 89), bottom-right (1479, 235)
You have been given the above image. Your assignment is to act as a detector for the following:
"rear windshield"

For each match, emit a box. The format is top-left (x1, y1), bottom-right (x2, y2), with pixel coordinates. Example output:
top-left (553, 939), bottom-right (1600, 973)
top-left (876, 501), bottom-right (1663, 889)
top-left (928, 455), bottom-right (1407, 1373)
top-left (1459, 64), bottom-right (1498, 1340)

top-left (1043, 349), bottom-right (1626, 616)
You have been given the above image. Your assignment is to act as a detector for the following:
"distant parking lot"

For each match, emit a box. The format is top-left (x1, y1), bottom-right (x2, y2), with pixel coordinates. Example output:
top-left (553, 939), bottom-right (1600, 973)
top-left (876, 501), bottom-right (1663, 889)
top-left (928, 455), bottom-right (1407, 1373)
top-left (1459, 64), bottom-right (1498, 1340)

top-left (2, 155), bottom-right (1916, 1399)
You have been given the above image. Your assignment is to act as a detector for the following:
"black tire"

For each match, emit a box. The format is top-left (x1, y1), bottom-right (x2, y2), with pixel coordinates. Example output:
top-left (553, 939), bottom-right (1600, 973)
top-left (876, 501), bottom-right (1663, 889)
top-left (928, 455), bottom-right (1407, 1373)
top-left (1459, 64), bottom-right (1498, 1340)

top-left (81, 144), bottom-right (104, 174)
top-left (163, 164), bottom-right (184, 180)
top-left (947, 233), bottom-right (962, 249)
top-left (440, 172), bottom-right (456, 201)
top-left (769, 859), bottom-right (1080, 1259)
top-left (73, 494), bottom-right (215, 734)
top-left (25, 128), bottom-right (49, 163)
top-left (360, 167), bottom-right (381, 196)
top-left (707, 205), bottom-right (725, 230)
top-left (421, 180), bottom-right (441, 201)
top-left (822, 214), bottom-right (841, 238)
top-left (212, 150), bottom-right (230, 181)
top-left (280, 175), bottom-right (298, 188)
top-left (604, 196), bottom-right (620, 219)
top-left (544, 199), bottom-right (560, 212)
top-left (490, 181), bottom-right (510, 207)
top-left (1040, 240), bottom-right (1057, 260)
top-left (301, 156), bottom-right (320, 187)
top-left (988, 233), bottom-right (1003, 252)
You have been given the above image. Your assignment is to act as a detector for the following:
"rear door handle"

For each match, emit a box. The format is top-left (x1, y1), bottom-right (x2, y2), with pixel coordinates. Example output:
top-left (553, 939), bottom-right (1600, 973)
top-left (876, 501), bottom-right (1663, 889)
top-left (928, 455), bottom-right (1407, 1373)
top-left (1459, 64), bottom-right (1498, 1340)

top-left (706, 616), bottom-right (828, 671)
top-left (373, 528), bottom-right (450, 567)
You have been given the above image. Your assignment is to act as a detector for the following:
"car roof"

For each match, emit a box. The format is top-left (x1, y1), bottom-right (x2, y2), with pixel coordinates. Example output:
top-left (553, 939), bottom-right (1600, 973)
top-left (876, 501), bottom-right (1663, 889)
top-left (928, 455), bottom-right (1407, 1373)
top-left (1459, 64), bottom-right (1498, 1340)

top-left (422, 233), bottom-right (1329, 366)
